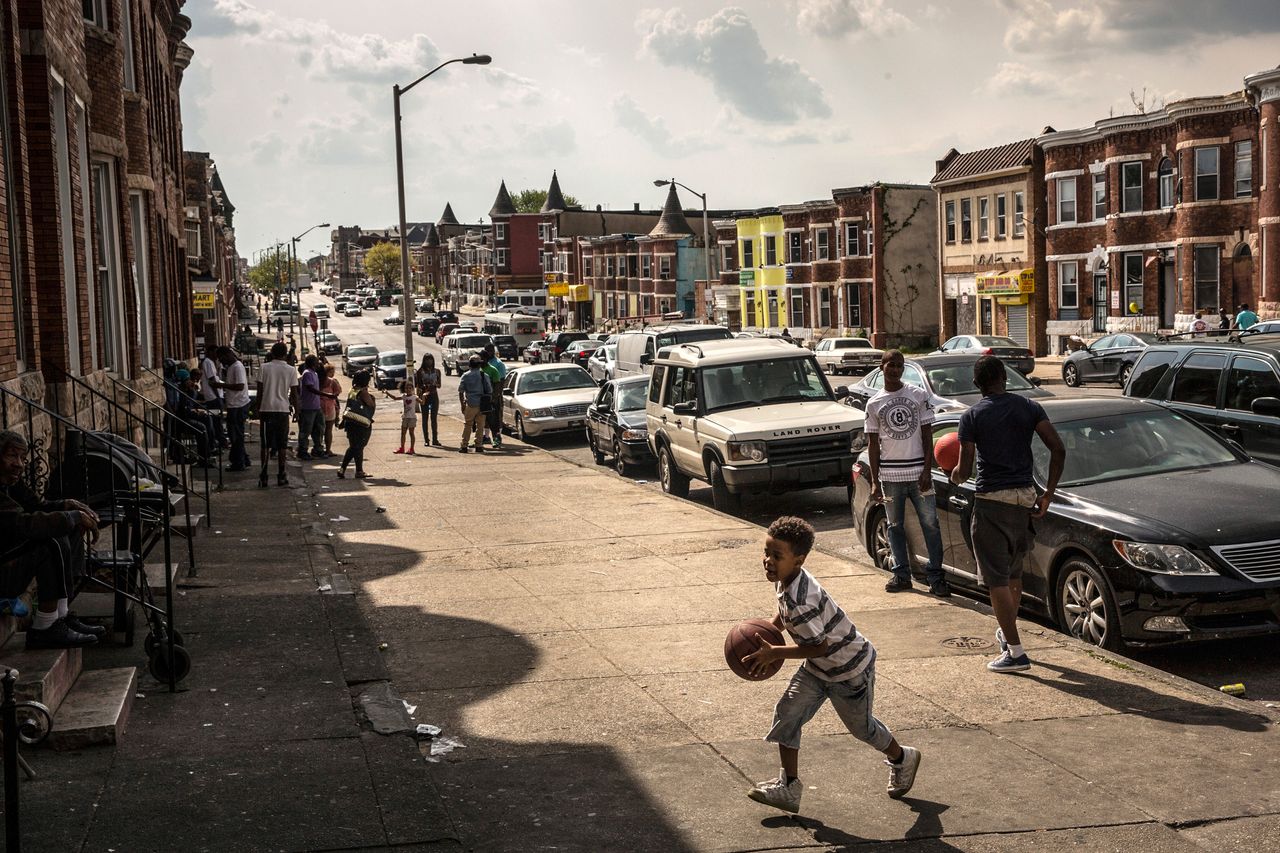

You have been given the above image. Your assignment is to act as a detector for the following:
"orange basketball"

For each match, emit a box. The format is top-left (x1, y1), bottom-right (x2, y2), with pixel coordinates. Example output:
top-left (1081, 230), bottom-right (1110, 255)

top-left (934, 431), bottom-right (961, 473)
top-left (724, 619), bottom-right (786, 681)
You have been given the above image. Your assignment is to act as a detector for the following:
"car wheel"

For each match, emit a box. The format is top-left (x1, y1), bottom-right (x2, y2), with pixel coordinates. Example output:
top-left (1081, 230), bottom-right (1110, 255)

top-left (708, 458), bottom-right (741, 514)
top-left (1063, 363), bottom-right (1081, 387)
top-left (1119, 363), bottom-right (1133, 387)
top-left (1055, 557), bottom-right (1121, 650)
top-left (443, 363), bottom-right (452, 377)
top-left (868, 509), bottom-right (895, 574)
top-left (590, 431), bottom-right (606, 465)
top-left (657, 444), bottom-right (689, 498)
top-left (613, 438), bottom-right (628, 477)
top-left (515, 413), bottom-right (529, 442)
top-left (823, 363), bottom-right (835, 375)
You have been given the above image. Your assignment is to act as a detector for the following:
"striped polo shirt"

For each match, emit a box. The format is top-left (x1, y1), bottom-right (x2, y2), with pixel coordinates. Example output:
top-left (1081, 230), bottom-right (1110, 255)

top-left (776, 568), bottom-right (875, 682)
top-left (865, 383), bottom-right (935, 482)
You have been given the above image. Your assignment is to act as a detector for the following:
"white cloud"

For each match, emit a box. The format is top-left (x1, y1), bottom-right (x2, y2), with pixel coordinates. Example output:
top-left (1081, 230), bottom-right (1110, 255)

top-left (793, 0), bottom-right (912, 39)
top-left (636, 7), bottom-right (830, 124)
top-left (982, 61), bottom-right (1077, 98)
top-left (611, 94), bottom-right (712, 155)
top-left (248, 132), bottom-right (285, 165)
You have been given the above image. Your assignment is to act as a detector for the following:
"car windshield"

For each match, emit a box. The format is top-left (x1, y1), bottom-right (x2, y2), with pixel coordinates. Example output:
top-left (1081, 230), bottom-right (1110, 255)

top-left (616, 382), bottom-right (648, 411)
top-left (923, 362), bottom-right (1033, 396)
top-left (975, 336), bottom-right (1020, 348)
top-left (702, 357), bottom-right (830, 412)
top-left (1033, 408), bottom-right (1239, 487)
top-left (495, 336), bottom-right (516, 345)
top-left (348, 346), bottom-right (377, 358)
top-left (379, 352), bottom-right (406, 366)
top-left (653, 327), bottom-right (732, 350)
top-left (456, 336), bottom-right (491, 348)
top-left (520, 368), bottom-right (597, 392)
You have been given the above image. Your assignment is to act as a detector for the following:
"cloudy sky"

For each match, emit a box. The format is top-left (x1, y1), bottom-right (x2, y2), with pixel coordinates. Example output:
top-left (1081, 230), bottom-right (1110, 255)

top-left (181, 0), bottom-right (1280, 257)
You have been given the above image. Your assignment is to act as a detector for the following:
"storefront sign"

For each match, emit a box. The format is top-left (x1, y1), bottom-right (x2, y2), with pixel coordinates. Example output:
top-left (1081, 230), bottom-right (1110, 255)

top-left (548, 282), bottom-right (570, 297)
top-left (568, 284), bottom-right (591, 303)
top-left (976, 268), bottom-right (1035, 296)
top-left (738, 270), bottom-right (754, 285)
top-left (192, 292), bottom-right (216, 309)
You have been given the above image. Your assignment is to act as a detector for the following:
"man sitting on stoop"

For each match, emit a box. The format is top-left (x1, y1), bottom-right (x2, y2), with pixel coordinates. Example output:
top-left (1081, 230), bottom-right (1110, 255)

top-left (0, 429), bottom-right (104, 649)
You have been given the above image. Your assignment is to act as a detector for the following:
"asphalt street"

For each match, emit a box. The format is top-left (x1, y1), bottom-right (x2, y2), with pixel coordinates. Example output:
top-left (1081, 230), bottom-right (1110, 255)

top-left (298, 291), bottom-right (1280, 706)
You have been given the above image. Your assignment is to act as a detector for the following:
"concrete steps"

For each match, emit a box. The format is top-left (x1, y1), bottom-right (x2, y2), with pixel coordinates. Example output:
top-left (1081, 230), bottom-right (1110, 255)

top-left (146, 561), bottom-right (181, 595)
top-left (2, 640), bottom-right (82, 708)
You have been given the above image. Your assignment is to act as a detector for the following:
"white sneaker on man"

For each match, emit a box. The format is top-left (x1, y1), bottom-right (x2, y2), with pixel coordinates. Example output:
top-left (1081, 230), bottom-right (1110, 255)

top-left (747, 769), bottom-right (802, 813)
top-left (886, 746), bottom-right (922, 798)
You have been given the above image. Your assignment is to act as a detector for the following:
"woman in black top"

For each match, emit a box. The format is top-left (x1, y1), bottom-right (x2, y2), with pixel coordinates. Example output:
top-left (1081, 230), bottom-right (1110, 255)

top-left (339, 371), bottom-right (377, 479)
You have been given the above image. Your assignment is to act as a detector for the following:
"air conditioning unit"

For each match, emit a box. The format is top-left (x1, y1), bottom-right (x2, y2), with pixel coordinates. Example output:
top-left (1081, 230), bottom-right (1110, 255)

top-left (184, 206), bottom-right (200, 221)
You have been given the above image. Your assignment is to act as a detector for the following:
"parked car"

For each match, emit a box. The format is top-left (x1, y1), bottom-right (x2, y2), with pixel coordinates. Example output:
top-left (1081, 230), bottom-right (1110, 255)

top-left (269, 308), bottom-right (298, 324)
top-left (1123, 338), bottom-right (1280, 466)
top-left (814, 337), bottom-right (884, 376)
top-left (435, 310), bottom-right (459, 324)
top-left (543, 330), bottom-right (590, 364)
top-left (373, 350), bottom-right (408, 390)
top-left (435, 322), bottom-right (462, 344)
top-left (492, 334), bottom-right (519, 361)
top-left (615, 325), bottom-right (734, 378)
top-left (343, 303), bottom-right (363, 317)
top-left (937, 335), bottom-right (1035, 375)
top-left (500, 364), bottom-right (600, 441)
top-left (524, 340), bottom-right (548, 364)
top-left (441, 333), bottom-right (494, 376)
top-left (587, 376), bottom-right (655, 475)
top-left (845, 353), bottom-right (1050, 414)
top-left (361, 296), bottom-right (379, 310)
top-left (560, 339), bottom-right (600, 369)
top-left (588, 344), bottom-right (617, 384)
top-left (417, 316), bottom-right (441, 338)
top-left (342, 343), bottom-right (379, 377)
top-left (317, 331), bottom-right (343, 356)
top-left (852, 397), bottom-right (1280, 650)
top-left (1240, 320), bottom-right (1280, 337)
top-left (1062, 333), bottom-right (1159, 387)
top-left (414, 299), bottom-right (431, 314)
top-left (382, 312), bottom-right (403, 325)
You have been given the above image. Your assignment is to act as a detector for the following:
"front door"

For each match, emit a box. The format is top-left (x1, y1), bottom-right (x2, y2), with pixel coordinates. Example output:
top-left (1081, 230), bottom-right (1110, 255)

top-left (1160, 262), bottom-right (1177, 329)
top-left (979, 298), bottom-right (994, 336)
top-left (1092, 275), bottom-right (1108, 333)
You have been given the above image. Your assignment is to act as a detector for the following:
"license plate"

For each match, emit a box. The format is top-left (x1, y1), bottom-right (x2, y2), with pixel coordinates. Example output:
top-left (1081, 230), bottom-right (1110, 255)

top-left (569, 419), bottom-right (584, 428)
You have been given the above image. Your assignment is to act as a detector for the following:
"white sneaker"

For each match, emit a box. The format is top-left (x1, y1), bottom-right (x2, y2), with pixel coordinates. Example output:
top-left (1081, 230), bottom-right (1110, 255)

top-left (747, 769), bottom-right (802, 813)
top-left (886, 746), bottom-right (921, 799)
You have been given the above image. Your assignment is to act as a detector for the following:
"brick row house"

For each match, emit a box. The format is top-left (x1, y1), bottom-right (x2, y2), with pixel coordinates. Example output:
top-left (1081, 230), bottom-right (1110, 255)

top-left (2, 0), bottom-right (206, 417)
top-left (183, 150), bottom-right (238, 346)
top-left (717, 184), bottom-right (939, 346)
top-left (932, 139), bottom-right (1050, 355)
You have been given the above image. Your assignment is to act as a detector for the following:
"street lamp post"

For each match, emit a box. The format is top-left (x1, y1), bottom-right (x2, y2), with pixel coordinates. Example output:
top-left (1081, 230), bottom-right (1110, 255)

top-left (290, 222), bottom-right (330, 355)
top-left (394, 53), bottom-right (491, 364)
top-left (654, 178), bottom-right (712, 318)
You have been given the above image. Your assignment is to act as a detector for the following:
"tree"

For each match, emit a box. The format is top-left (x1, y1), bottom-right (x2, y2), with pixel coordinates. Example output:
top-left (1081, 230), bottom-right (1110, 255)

top-left (248, 247), bottom-right (302, 293)
top-left (511, 188), bottom-right (581, 213)
top-left (363, 241), bottom-right (401, 286)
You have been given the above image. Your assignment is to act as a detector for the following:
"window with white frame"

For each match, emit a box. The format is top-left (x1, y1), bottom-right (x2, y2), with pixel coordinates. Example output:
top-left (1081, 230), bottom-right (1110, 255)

top-left (995, 194), bottom-right (1007, 238)
top-left (1195, 147), bottom-right (1219, 201)
top-left (91, 159), bottom-right (125, 371)
top-left (659, 256), bottom-right (672, 279)
top-left (766, 291), bottom-right (779, 325)
top-left (184, 219), bottom-right (201, 257)
top-left (606, 256), bottom-right (615, 277)
top-left (818, 288), bottom-right (831, 327)
top-left (789, 290), bottom-right (804, 328)
top-left (1158, 158), bottom-right (1175, 209)
top-left (496, 248), bottom-right (508, 268)
top-left (121, 0), bottom-right (136, 91)
top-left (960, 198), bottom-right (972, 241)
top-left (1093, 172), bottom-right (1106, 221)
top-left (721, 243), bottom-right (735, 270)
top-left (847, 223), bottom-right (861, 256)
top-left (83, 0), bottom-right (107, 26)
top-left (1194, 246), bottom-right (1219, 311)
top-left (1124, 253), bottom-right (1144, 315)
top-left (641, 255), bottom-right (651, 278)
top-left (844, 283), bottom-right (862, 327)
top-left (1056, 177), bottom-right (1076, 224)
top-left (815, 229), bottom-right (830, 260)
top-left (128, 191), bottom-right (151, 366)
top-left (741, 238), bottom-right (754, 268)
top-left (744, 290), bottom-right (756, 323)
top-left (978, 197), bottom-right (989, 239)
top-left (495, 223), bottom-right (506, 241)
top-left (943, 203), bottom-right (954, 243)
top-left (764, 235), bottom-right (777, 266)
top-left (1235, 140), bottom-right (1253, 197)
top-left (787, 231), bottom-right (802, 263)
top-left (1121, 162), bottom-right (1143, 212)
top-left (538, 223), bottom-right (550, 242)
top-left (1013, 191), bottom-right (1025, 237)
top-left (75, 100), bottom-right (97, 368)
top-left (865, 222), bottom-right (873, 255)
top-left (1058, 261), bottom-right (1079, 310)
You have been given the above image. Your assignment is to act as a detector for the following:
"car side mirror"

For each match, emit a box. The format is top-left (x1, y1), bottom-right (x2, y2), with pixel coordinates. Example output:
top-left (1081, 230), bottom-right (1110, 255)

top-left (1030, 376), bottom-right (1043, 387)
top-left (672, 401), bottom-right (696, 415)
top-left (1251, 396), bottom-right (1280, 417)
top-left (640, 353), bottom-right (654, 365)
top-left (834, 386), bottom-right (850, 399)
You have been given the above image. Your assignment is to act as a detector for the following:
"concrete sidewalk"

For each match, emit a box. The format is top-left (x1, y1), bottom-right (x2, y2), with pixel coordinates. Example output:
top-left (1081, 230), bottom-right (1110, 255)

top-left (11, 406), bottom-right (1278, 852)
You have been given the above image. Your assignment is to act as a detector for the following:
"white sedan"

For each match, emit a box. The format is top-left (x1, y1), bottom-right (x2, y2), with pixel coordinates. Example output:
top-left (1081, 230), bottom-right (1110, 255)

top-left (500, 364), bottom-right (600, 441)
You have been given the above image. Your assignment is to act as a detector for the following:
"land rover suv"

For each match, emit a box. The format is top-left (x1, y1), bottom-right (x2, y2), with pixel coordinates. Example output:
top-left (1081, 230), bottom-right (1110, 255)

top-left (645, 338), bottom-right (866, 512)
top-left (1123, 335), bottom-right (1280, 465)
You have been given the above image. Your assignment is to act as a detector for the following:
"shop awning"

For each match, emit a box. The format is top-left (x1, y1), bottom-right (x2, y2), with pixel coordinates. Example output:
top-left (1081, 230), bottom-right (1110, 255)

top-left (976, 268), bottom-right (1034, 296)
top-left (568, 284), bottom-right (591, 303)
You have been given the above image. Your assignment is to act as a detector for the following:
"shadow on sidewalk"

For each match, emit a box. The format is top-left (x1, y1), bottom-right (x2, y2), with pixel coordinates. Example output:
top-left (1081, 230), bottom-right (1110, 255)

top-left (1028, 660), bottom-right (1269, 732)
top-left (764, 795), bottom-right (955, 849)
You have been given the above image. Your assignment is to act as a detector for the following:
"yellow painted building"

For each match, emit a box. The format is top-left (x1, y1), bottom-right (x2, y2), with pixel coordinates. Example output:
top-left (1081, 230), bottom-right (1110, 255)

top-left (736, 210), bottom-right (786, 328)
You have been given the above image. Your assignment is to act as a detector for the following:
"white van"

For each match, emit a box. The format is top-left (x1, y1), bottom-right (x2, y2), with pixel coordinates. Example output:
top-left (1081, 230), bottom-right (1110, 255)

top-left (614, 325), bottom-right (733, 378)
top-left (441, 332), bottom-right (495, 376)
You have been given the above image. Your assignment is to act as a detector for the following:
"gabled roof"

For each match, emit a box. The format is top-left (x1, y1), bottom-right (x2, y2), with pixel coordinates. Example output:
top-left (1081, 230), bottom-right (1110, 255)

top-left (489, 180), bottom-right (517, 217)
top-left (541, 171), bottom-right (567, 213)
top-left (649, 183), bottom-right (694, 238)
top-left (438, 203), bottom-right (460, 226)
top-left (932, 139), bottom-right (1035, 185)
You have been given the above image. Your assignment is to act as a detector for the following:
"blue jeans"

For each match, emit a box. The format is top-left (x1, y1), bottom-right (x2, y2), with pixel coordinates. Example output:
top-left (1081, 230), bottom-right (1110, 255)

top-left (883, 480), bottom-right (945, 584)
top-left (297, 408), bottom-right (324, 455)
top-left (225, 403), bottom-right (251, 468)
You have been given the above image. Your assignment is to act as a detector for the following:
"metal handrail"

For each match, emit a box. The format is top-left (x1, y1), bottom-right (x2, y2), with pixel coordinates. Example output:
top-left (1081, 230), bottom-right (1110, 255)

top-left (103, 370), bottom-right (223, 495)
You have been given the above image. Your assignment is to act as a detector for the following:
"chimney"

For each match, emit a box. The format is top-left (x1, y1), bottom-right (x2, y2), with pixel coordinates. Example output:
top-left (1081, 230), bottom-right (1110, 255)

top-left (634, 202), bottom-right (641, 212)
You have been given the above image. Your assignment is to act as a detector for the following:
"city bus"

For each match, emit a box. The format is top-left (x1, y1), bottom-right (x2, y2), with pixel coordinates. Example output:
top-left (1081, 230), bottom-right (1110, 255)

top-left (495, 289), bottom-right (548, 313)
top-left (483, 311), bottom-right (545, 353)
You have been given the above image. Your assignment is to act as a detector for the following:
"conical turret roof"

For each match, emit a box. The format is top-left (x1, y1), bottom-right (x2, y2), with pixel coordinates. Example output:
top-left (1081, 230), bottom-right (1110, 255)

top-left (489, 180), bottom-right (517, 217)
top-left (424, 223), bottom-right (441, 247)
top-left (540, 171), bottom-right (567, 213)
top-left (438, 203), bottom-right (459, 226)
top-left (649, 182), bottom-right (695, 238)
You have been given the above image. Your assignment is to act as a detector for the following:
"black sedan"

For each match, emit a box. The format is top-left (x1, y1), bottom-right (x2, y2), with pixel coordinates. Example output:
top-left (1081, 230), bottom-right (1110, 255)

top-left (937, 334), bottom-right (1035, 375)
top-left (851, 397), bottom-right (1280, 650)
top-left (417, 316), bottom-right (441, 338)
top-left (560, 340), bottom-right (599, 369)
top-left (845, 353), bottom-right (1051, 414)
top-left (435, 310), bottom-right (459, 324)
top-left (492, 334), bottom-right (520, 361)
top-left (586, 376), bottom-right (654, 476)
top-left (1062, 332), bottom-right (1159, 387)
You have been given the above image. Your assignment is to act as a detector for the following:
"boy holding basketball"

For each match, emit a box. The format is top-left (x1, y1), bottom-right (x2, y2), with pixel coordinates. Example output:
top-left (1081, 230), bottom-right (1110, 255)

top-left (742, 516), bottom-right (921, 813)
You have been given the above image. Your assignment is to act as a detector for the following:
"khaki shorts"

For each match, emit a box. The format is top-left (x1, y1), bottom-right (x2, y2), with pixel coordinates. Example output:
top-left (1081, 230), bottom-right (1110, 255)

top-left (971, 494), bottom-right (1035, 588)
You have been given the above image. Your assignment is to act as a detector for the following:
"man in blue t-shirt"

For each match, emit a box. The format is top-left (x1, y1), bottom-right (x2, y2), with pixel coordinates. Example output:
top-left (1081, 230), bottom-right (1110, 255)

top-left (950, 356), bottom-right (1065, 674)
top-left (1235, 303), bottom-right (1259, 331)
